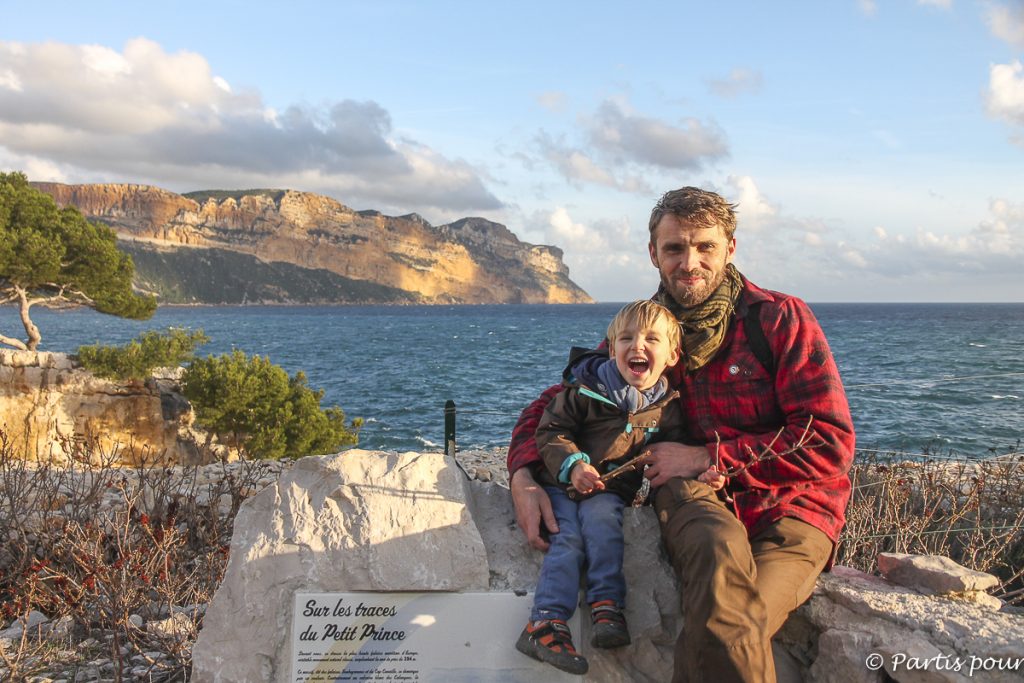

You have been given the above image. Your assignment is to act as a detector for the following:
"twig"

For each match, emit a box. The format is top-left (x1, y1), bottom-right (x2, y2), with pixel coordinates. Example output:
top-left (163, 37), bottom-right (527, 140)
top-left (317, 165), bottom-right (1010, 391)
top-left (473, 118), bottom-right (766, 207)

top-left (566, 449), bottom-right (653, 498)
top-left (719, 416), bottom-right (824, 479)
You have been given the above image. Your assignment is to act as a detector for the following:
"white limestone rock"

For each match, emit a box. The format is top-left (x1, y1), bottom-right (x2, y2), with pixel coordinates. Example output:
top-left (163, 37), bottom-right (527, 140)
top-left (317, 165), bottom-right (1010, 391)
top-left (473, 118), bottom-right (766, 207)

top-left (146, 613), bottom-right (195, 640)
top-left (781, 567), bottom-right (1024, 682)
top-left (878, 636), bottom-right (969, 683)
top-left (809, 629), bottom-right (882, 683)
top-left (192, 450), bottom-right (492, 682)
top-left (878, 553), bottom-right (1000, 595)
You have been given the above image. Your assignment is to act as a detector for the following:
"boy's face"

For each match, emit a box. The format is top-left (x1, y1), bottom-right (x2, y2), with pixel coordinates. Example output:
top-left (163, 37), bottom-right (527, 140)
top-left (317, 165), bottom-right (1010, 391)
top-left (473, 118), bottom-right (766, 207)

top-left (609, 315), bottom-right (680, 392)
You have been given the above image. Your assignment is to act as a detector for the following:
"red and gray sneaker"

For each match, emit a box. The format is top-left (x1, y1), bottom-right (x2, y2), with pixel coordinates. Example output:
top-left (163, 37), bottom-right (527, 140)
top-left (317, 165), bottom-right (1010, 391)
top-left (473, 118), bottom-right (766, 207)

top-left (515, 618), bottom-right (589, 675)
top-left (590, 600), bottom-right (631, 648)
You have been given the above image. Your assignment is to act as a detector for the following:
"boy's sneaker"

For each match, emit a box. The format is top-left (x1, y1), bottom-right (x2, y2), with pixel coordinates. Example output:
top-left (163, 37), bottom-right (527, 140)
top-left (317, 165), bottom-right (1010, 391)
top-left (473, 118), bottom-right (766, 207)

top-left (590, 600), bottom-right (631, 648)
top-left (515, 619), bottom-right (589, 675)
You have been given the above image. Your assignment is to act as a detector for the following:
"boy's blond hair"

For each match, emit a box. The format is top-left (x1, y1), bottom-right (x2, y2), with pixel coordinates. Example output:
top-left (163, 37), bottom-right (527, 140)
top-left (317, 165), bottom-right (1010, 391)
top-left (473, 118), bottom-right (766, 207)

top-left (606, 300), bottom-right (681, 351)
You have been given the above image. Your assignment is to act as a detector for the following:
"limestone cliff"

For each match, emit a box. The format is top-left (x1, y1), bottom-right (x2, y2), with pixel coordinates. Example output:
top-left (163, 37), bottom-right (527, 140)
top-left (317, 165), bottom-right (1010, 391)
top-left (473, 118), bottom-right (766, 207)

top-left (33, 183), bottom-right (594, 305)
top-left (0, 350), bottom-right (206, 465)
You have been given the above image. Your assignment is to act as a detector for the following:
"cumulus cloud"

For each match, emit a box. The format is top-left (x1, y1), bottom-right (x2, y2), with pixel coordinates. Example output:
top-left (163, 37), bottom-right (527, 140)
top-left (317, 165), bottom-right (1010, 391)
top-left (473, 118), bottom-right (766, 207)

top-left (917, 0), bottom-right (952, 8)
top-left (547, 207), bottom-right (611, 252)
top-left (825, 198), bottom-right (1024, 282)
top-left (531, 99), bottom-right (728, 193)
top-left (986, 2), bottom-right (1024, 48)
top-left (726, 175), bottom-right (778, 230)
top-left (526, 207), bottom-right (656, 301)
top-left (986, 60), bottom-right (1024, 125)
top-left (706, 68), bottom-right (763, 98)
top-left (0, 38), bottom-right (501, 215)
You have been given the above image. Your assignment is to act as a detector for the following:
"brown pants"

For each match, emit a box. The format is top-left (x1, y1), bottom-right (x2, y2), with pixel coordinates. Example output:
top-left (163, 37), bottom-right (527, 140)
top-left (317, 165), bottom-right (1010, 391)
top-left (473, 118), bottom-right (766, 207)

top-left (653, 478), bottom-right (833, 683)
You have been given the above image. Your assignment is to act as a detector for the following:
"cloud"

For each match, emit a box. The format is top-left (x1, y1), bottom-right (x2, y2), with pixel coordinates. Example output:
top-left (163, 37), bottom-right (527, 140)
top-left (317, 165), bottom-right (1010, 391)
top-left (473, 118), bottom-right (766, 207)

top-left (535, 91), bottom-right (568, 113)
top-left (527, 207), bottom-right (657, 301)
top-left (534, 132), bottom-right (620, 188)
top-left (703, 179), bottom-right (1023, 301)
top-left (826, 197), bottom-right (1024, 281)
top-left (986, 60), bottom-right (1024, 125)
top-left (587, 100), bottom-right (728, 170)
top-left (726, 175), bottom-right (778, 230)
top-left (917, 0), bottom-right (952, 8)
top-left (986, 2), bottom-right (1024, 48)
top-left (0, 38), bottom-right (501, 215)
top-left (706, 68), bottom-right (763, 98)
top-left (531, 99), bottom-right (728, 193)
top-left (547, 207), bottom-right (611, 252)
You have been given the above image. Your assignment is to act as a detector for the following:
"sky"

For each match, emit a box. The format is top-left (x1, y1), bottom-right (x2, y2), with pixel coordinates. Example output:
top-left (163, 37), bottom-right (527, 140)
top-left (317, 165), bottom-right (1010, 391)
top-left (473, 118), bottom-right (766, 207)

top-left (2, 1), bottom-right (1023, 303)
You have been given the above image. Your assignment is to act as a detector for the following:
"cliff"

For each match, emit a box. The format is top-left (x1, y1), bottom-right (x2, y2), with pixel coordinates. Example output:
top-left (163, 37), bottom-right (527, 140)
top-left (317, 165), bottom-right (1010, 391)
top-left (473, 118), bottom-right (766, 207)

top-left (0, 350), bottom-right (207, 465)
top-left (32, 183), bottom-right (594, 305)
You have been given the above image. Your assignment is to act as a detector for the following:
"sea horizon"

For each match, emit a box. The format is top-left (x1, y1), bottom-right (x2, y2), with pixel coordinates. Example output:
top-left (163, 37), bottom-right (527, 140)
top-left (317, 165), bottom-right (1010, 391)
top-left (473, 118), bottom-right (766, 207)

top-left (1, 302), bottom-right (1022, 460)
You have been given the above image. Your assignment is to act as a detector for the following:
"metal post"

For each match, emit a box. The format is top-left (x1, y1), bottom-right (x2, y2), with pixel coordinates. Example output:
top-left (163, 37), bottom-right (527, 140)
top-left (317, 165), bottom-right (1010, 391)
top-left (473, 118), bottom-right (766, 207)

top-left (444, 400), bottom-right (456, 456)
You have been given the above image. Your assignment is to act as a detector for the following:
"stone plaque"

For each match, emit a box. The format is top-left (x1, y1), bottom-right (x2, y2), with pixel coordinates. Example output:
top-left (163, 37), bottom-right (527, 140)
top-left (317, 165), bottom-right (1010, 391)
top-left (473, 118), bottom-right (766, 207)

top-left (291, 592), bottom-right (582, 682)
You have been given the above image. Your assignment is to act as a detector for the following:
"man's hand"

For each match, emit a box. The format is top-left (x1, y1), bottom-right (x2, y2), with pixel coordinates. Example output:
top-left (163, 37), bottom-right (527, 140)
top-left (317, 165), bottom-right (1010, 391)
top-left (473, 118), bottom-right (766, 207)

top-left (643, 441), bottom-right (712, 488)
top-left (510, 467), bottom-right (559, 552)
top-left (569, 461), bottom-right (604, 495)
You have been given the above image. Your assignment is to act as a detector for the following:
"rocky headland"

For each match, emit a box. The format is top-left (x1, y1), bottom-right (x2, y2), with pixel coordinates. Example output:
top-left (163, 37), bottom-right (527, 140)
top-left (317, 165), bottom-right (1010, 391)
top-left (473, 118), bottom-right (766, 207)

top-left (31, 182), bottom-right (593, 306)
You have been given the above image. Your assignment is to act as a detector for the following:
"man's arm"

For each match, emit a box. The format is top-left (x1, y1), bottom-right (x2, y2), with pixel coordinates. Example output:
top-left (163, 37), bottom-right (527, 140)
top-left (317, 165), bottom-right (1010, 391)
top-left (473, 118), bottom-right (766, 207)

top-left (507, 383), bottom-right (564, 551)
top-left (714, 297), bottom-right (855, 488)
top-left (507, 383), bottom-right (563, 475)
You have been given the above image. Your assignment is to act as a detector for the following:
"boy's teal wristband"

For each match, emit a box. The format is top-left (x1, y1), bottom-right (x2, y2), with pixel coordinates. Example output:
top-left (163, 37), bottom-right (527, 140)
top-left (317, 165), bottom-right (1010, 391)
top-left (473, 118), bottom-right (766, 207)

top-left (559, 452), bottom-right (591, 483)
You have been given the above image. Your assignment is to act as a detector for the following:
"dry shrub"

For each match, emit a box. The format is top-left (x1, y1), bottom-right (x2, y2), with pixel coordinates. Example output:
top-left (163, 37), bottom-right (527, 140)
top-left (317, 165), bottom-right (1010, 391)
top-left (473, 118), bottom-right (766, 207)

top-left (0, 429), bottom-right (273, 681)
top-left (839, 451), bottom-right (1024, 605)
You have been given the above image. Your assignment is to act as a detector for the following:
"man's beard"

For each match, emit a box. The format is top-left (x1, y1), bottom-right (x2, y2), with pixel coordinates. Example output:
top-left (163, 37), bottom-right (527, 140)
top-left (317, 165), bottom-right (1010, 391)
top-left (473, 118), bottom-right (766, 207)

top-left (663, 267), bottom-right (727, 308)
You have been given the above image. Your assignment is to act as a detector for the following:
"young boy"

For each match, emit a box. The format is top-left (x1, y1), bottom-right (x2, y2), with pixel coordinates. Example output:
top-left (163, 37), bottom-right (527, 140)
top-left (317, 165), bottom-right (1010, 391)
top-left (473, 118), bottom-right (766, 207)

top-left (514, 300), bottom-right (688, 675)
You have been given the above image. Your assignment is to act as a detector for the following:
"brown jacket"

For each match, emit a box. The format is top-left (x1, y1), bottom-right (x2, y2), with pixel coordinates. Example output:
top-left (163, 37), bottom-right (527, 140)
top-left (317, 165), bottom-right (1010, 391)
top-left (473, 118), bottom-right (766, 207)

top-left (535, 382), bottom-right (687, 501)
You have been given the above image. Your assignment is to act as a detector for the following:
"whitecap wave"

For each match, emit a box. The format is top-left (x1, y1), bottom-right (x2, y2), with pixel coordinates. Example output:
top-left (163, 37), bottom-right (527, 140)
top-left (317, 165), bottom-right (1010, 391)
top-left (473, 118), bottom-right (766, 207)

top-left (990, 394), bottom-right (1021, 400)
top-left (415, 435), bottom-right (440, 448)
top-left (968, 342), bottom-right (987, 347)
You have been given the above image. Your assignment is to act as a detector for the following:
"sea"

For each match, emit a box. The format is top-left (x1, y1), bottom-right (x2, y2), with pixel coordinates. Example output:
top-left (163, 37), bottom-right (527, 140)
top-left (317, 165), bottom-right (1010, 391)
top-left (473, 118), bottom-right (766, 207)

top-left (2, 303), bottom-right (1022, 461)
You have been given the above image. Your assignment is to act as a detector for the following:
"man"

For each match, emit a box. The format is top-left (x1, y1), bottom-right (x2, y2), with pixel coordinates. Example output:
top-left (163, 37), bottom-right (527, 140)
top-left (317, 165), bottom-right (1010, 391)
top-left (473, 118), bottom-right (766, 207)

top-left (507, 187), bottom-right (855, 682)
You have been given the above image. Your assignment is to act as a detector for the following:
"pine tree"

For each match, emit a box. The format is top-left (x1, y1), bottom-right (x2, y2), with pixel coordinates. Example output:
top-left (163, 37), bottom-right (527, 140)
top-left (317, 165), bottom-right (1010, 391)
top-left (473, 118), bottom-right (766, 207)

top-left (182, 350), bottom-right (361, 459)
top-left (0, 172), bottom-right (156, 350)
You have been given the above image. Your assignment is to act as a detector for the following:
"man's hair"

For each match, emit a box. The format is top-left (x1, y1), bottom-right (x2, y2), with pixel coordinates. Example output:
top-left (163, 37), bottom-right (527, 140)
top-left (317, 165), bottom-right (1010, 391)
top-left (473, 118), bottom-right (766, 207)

top-left (606, 300), bottom-right (681, 351)
top-left (648, 186), bottom-right (738, 242)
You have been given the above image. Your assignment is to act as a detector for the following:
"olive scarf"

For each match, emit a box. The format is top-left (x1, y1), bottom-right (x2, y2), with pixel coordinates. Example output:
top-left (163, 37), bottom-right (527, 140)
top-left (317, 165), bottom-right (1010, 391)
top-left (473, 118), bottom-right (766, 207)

top-left (654, 263), bottom-right (744, 371)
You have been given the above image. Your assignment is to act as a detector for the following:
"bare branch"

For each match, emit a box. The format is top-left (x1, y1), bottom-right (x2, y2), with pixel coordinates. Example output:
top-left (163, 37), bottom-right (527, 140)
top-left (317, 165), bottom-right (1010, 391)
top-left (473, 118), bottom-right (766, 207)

top-left (720, 416), bottom-right (825, 480)
top-left (566, 448), bottom-right (654, 499)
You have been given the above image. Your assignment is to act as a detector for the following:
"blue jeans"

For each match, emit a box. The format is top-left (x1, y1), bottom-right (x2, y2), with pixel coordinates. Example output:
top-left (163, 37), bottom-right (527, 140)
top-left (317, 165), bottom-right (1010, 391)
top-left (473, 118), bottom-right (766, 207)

top-left (531, 486), bottom-right (627, 622)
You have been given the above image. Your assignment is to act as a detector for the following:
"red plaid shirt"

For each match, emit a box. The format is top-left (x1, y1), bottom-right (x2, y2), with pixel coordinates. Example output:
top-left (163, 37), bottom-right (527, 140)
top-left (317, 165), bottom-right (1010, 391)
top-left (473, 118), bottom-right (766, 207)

top-left (508, 278), bottom-right (855, 543)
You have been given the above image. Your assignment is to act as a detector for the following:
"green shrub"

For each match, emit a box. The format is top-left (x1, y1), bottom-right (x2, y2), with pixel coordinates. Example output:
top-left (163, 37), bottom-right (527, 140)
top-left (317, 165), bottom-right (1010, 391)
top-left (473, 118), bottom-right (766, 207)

top-left (181, 350), bottom-right (360, 459)
top-left (77, 328), bottom-right (210, 381)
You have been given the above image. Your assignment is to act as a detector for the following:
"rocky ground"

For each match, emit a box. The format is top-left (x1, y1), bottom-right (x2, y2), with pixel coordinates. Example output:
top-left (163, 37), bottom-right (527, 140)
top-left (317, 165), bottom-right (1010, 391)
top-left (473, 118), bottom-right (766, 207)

top-left (6, 449), bottom-right (1023, 682)
top-left (0, 449), bottom-right (508, 683)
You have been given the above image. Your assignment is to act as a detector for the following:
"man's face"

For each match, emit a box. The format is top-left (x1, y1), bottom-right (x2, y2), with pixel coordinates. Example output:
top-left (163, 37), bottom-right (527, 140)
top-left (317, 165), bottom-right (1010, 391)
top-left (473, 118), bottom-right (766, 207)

top-left (648, 214), bottom-right (736, 308)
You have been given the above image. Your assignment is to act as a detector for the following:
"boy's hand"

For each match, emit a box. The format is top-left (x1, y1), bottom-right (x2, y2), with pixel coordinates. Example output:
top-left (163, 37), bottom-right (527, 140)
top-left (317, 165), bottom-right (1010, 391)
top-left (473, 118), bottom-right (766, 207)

top-left (570, 462), bottom-right (605, 495)
top-left (697, 467), bottom-right (726, 491)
